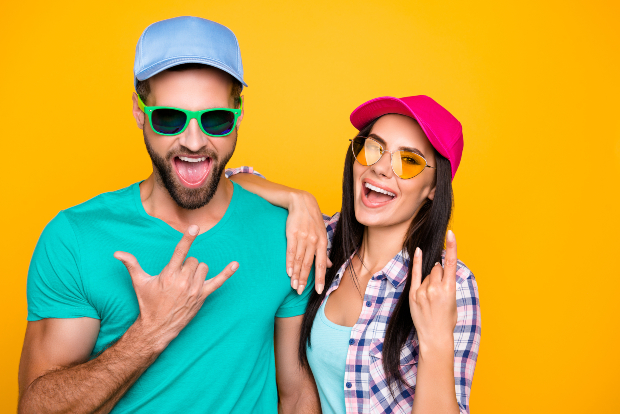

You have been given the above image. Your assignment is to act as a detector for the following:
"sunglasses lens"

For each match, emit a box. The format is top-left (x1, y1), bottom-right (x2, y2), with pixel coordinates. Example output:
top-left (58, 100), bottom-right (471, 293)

top-left (393, 151), bottom-right (427, 179)
top-left (201, 110), bottom-right (236, 136)
top-left (151, 109), bottom-right (187, 135)
top-left (352, 137), bottom-right (382, 165)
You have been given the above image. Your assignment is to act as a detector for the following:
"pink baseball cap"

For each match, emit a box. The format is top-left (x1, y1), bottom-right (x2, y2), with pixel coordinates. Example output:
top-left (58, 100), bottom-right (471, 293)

top-left (350, 95), bottom-right (463, 180)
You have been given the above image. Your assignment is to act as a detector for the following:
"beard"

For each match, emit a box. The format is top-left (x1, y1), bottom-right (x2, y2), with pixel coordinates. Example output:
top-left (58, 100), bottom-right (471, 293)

top-left (144, 131), bottom-right (236, 210)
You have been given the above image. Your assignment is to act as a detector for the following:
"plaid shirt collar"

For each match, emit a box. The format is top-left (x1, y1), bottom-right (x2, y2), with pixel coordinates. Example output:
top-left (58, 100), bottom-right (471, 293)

top-left (331, 248), bottom-right (410, 291)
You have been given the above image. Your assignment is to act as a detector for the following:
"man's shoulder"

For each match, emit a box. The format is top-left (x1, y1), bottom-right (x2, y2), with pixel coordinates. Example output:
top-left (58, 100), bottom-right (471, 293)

top-left (60, 184), bottom-right (137, 229)
top-left (233, 183), bottom-right (288, 222)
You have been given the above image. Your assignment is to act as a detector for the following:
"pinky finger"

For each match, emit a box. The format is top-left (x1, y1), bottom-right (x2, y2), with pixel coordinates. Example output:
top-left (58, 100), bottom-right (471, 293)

top-left (203, 262), bottom-right (238, 297)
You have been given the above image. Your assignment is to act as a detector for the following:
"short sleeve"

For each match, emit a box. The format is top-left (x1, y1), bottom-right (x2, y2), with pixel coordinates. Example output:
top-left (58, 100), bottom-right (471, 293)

top-left (27, 212), bottom-right (99, 321)
top-left (275, 269), bottom-right (315, 318)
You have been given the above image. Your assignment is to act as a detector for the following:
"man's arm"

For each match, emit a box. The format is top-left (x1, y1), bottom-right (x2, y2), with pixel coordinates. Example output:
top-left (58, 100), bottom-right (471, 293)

top-left (18, 226), bottom-right (238, 414)
top-left (18, 317), bottom-right (165, 414)
top-left (275, 316), bottom-right (321, 414)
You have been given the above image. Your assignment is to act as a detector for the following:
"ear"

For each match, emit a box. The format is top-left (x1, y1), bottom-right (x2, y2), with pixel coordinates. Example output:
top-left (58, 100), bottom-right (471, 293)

top-left (132, 92), bottom-right (145, 130)
top-left (427, 185), bottom-right (436, 201)
top-left (237, 95), bottom-right (244, 127)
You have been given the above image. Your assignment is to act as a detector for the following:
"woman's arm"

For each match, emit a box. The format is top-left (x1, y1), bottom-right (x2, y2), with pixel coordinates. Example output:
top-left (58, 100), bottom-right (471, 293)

top-left (409, 231), bottom-right (465, 414)
top-left (227, 169), bottom-right (329, 294)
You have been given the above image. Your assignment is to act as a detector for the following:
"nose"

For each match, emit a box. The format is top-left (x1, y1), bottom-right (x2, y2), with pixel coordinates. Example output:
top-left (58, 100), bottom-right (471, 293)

top-left (371, 150), bottom-right (394, 178)
top-left (177, 118), bottom-right (208, 152)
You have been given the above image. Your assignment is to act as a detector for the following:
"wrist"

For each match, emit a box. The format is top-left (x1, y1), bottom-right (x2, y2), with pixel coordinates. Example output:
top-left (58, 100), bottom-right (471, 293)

top-left (126, 317), bottom-right (177, 356)
top-left (417, 334), bottom-right (454, 361)
top-left (286, 189), bottom-right (308, 211)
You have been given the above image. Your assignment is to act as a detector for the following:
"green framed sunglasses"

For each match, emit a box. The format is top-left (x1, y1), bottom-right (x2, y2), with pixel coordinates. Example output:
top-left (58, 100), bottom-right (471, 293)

top-left (137, 95), bottom-right (243, 137)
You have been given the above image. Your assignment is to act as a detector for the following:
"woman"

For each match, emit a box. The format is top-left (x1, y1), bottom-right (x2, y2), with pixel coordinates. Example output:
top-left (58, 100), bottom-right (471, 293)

top-left (228, 95), bottom-right (480, 414)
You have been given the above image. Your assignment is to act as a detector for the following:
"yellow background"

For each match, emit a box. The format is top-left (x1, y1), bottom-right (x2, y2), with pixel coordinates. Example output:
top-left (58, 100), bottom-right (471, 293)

top-left (1, 0), bottom-right (618, 412)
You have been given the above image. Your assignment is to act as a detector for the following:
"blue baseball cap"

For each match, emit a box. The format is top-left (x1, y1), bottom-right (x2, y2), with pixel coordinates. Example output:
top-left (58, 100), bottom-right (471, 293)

top-left (133, 16), bottom-right (247, 89)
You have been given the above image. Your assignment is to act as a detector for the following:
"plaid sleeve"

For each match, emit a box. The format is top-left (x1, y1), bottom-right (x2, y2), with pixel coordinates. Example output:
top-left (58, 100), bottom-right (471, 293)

top-left (453, 261), bottom-right (481, 414)
top-left (322, 212), bottom-right (340, 255)
top-left (224, 166), bottom-right (265, 179)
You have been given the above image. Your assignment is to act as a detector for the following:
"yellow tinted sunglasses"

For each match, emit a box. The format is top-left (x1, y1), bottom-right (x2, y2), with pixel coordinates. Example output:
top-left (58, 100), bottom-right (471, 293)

top-left (350, 136), bottom-right (436, 179)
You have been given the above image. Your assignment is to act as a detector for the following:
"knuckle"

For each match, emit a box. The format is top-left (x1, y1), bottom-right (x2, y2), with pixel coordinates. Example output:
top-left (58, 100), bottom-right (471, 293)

top-left (196, 263), bottom-right (208, 276)
top-left (295, 256), bottom-right (303, 264)
top-left (302, 261), bottom-right (312, 270)
top-left (446, 257), bottom-right (457, 267)
top-left (316, 262), bottom-right (326, 271)
top-left (308, 235), bottom-right (318, 244)
top-left (299, 232), bottom-right (308, 240)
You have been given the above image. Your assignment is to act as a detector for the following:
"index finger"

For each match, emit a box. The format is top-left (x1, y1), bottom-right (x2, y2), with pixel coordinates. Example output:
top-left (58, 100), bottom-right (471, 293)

top-left (443, 230), bottom-right (458, 285)
top-left (169, 225), bottom-right (200, 269)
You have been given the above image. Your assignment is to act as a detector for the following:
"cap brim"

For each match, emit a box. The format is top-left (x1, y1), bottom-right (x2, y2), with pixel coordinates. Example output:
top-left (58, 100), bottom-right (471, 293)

top-left (134, 57), bottom-right (248, 88)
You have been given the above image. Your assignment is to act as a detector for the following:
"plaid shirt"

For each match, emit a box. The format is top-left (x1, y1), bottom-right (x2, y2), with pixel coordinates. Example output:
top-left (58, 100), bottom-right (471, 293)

top-left (323, 212), bottom-right (481, 414)
top-left (225, 166), bottom-right (265, 179)
top-left (225, 168), bottom-right (481, 414)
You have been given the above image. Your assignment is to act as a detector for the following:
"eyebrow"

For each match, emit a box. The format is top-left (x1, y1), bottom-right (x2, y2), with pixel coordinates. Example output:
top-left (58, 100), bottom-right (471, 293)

top-left (366, 133), bottom-right (426, 158)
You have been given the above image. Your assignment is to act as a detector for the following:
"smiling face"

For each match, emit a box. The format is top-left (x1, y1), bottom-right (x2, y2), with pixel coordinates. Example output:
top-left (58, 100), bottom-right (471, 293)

top-left (354, 114), bottom-right (437, 230)
top-left (135, 66), bottom-right (242, 210)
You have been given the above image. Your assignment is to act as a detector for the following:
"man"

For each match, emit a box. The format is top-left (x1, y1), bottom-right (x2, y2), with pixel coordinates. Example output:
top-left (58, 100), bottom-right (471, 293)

top-left (18, 16), bottom-right (319, 413)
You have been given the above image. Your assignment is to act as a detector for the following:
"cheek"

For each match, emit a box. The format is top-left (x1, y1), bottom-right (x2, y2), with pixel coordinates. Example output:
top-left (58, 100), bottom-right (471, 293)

top-left (396, 181), bottom-right (433, 216)
top-left (352, 162), bottom-right (366, 189)
top-left (145, 131), bottom-right (177, 157)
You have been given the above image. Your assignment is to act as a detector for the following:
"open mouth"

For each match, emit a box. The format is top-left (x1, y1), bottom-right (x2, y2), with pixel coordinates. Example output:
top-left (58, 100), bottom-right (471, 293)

top-left (172, 155), bottom-right (212, 188)
top-left (362, 181), bottom-right (396, 207)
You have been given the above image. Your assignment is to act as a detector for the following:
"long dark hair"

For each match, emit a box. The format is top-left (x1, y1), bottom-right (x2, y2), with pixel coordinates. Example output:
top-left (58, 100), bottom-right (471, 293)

top-left (299, 116), bottom-right (454, 389)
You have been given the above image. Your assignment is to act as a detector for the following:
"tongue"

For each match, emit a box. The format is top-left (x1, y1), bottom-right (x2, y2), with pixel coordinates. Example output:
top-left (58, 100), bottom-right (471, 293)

top-left (175, 158), bottom-right (209, 184)
top-left (367, 190), bottom-right (393, 203)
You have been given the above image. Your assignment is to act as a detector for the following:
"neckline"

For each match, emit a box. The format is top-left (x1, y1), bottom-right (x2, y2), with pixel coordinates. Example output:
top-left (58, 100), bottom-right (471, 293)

top-left (319, 296), bottom-right (353, 331)
top-left (131, 181), bottom-right (241, 241)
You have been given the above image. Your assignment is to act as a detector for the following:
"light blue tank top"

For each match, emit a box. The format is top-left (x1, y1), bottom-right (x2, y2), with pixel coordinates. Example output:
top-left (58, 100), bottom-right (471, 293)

top-left (306, 297), bottom-right (353, 414)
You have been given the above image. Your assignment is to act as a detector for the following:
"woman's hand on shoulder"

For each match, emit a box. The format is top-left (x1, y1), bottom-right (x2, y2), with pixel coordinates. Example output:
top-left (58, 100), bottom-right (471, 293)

top-left (285, 190), bottom-right (331, 295)
top-left (409, 230), bottom-right (458, 355)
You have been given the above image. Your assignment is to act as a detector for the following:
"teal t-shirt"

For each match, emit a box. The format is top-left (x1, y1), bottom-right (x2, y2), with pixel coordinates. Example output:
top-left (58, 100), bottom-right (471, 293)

top-left (27, 182), bottom-right (313, 414)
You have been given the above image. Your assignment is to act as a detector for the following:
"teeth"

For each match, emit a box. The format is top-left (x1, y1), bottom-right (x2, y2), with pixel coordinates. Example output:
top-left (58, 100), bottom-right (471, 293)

top-left (178, 156), bottom-right (206, 163)
top-left (365, 182), bottom-right (395, 197)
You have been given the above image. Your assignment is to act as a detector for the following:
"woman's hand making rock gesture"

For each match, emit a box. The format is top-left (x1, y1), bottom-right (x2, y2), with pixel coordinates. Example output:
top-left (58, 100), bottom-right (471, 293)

top-left (409, 230), bottom-right (459, 355)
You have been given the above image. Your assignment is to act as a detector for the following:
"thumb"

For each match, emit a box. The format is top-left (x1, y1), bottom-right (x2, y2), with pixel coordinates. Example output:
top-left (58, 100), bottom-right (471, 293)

top-left (114, 251), bottom-right (148, 285)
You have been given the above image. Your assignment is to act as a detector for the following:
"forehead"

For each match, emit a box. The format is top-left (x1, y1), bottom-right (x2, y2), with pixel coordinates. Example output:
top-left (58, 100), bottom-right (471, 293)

top-left (148, 67), bottom-right (233, 108)
top-left (369, 114), bottom-right (434, 153)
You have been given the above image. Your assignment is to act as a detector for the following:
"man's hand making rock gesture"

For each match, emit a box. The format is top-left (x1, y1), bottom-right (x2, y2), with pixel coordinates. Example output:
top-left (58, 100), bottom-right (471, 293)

top-left (114, 224), bottom-right (238, 350)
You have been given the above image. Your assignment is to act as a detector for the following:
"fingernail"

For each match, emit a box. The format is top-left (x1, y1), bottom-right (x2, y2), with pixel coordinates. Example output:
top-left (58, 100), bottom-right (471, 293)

top-left (317, 284), bottom-right (324, 294)
top-left (414, 247), bottom-right (421, 257)
top-left (447, 230), bottom-right (455, 241)
top-left (287, 267), bottom-right (293, 277)
top-left (292, 280), bottom-right (299, 289)
top-left (231, 262), bottom-right (239, 271)
top-left (435, 262), bottom-right (441, 266)
top-left (188, 225), bottom-right (199, 236)
top-left (297, 285), bottom-right (305, 295)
